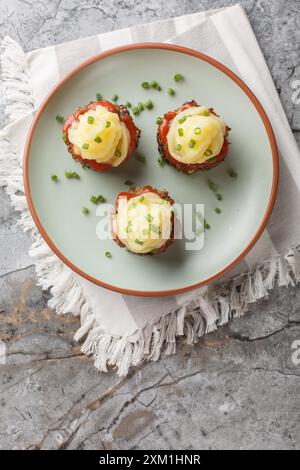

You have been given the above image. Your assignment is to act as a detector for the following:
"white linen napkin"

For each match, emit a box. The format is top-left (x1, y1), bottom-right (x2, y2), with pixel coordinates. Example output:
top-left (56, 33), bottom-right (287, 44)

top-left (1, 4), bottom-right (299, 376)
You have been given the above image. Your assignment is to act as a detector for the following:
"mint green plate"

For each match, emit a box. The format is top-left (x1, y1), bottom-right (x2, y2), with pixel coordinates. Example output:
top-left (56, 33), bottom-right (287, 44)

top-left (25, 44), bottom-right (278, 296)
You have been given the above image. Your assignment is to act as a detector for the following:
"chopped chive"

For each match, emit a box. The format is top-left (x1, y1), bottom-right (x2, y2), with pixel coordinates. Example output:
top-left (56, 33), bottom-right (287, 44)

top-left (82, 207), bottom-right (89, 215)
top-left (157, 156), bottom-right (165, 166)
top-left (138, 102), bottom-right (144, 112)
top-left (150, 80), bottom-right (161, 90)
top-left (204, 221), bottom-right (210, 230)
top-left (87, 116), bottom-right (94, 125)
top-left (125, 101), bottom-right (132, 108)
top-left (203, 109), bottom-right (210, 116)
top-left (194, 127), bottom-right (201, 135)
top-left (56, 114), bottom-right (64, 123)
top-left (125, 180), bottom-right (134, 186)
top-left (94, 136), bottom-right (102, 143)
top-left (81, 163), bottom-right (89, 170)
top-left (139, 196), bottom-right (145, 203)
top-left (150, 224), bottom-right (161, 235)
top-left (216, 193), bottom-right (223, 201)
top-left (146, 214), bottom-right (153, 222)
top-left (204, 149), bottom-right (213, 156)
top-left (135, 239), bottom-right (144, 246)
top-left (112, 94), bottom-right (118, 102)
top-left (105, 121), bottom-right (111, 128)
top-left (135, 154), bottom-right (146, 163)
top-left (168, 88), bottom-right (175, 96)
top-left (142, 229), bottom-right (149, 235)
top-left (175, 143), bottom-right (182, 151)
top-left (144, 99), bottom-right (153, 110)
top-left (178, 115), bottom-right (187, 124)
top-left (62, 133), bottom-right (67, 143)
top-left (208, 156), bottom-right (217, 163)
top-left (156, 117), bottom-right (163, 125)
top-left (178, 128), bottom-right (184, 137)
top-left (208, 180), bottom-right (218, 192)
top-left (65, 171), bottom-right (80, 179)
top-left (129, 202), bottom-right (137, 210)
top-left (105, 251), bottom-right (112, 258)
top-left (174, 73), bottom-right (184, 82)
top-left (82, 143), bottom-right (89, 150)
top-left (51, 174), bottom-right (58, 182)
top-left (215, 207), bottom-right (222, 214)
top-left (150, 249), bottom-right (158, 255)
top-left (90, 194), bottom-right (106, 204)
top-left (132, 106), bottom-right (140, 115)
top-left (96, 92), bottom-right (102, 101)
top-left (228, 168), bottom-right (238, 178)
top-left (189, 139), bottom-right (196, 148)
top-left (115, 150), bottom-right (121, 157)
top-left (141, 81), bottom-right (150, 89)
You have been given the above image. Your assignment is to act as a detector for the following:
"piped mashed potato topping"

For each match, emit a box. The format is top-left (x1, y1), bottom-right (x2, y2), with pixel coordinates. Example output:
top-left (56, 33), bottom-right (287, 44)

top-left (113, 192), bottom-right (173, 254)
top-left (167, 106), bottom-right (226, 164)
top-left (68, 105), bottom-right (130, 166)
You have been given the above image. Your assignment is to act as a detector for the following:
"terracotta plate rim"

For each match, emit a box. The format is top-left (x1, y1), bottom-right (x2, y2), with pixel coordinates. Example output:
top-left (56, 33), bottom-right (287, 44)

top-left (23, 42), bottom-right (279, 297)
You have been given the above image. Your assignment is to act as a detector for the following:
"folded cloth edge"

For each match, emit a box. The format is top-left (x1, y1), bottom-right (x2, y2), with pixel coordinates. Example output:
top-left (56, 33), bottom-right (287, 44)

top-left (1, 34), bottom-right (299, 377)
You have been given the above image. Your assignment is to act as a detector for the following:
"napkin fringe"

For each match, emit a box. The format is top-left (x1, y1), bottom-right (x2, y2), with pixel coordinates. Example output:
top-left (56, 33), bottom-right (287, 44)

top-left (0, 36), bottom-right (34, 123)
top-left (1, 36), bottom-right (299, 377)
top-left (77, 250), bottom-right (299, 376)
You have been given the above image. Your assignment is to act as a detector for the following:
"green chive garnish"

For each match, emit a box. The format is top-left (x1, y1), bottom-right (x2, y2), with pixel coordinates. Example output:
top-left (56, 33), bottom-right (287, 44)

top-left (157, 156), bottom-right (165, 166)
top-left (146, 214), bottom-right (153, 222)
top-left (125, 101), bottom-right (132, 108)
top-left (150, 80), bottom-right (161, 90)
top-left (216, 193), bottom-right (223, 201)
top-left (112, 94), bottom-right (118, 102)
top-left (144, 99), bottom-right (153, 110)
top-left (228, 169), bottom-right (238, 178)
top-left (135, 154), bottom-right (146, 163)
top-left (82, 143), bottom-right (89, 150)
top-left (174, 73), bottom-right (184, 82)
top-left (203, 109), bottom-right (210, 116)
top-left (135, 239), bottom-right (144, 246)
top-left (139, 196), bottom-right (145, 203)
top-left (51, 175), bottom-right (58, 182)
top-left (168, 88), bottom-right (175, 96)
top-left (62, 133), bottom-right (67, 143)
top-left (105, 121), bottom-right (111, 128)
top-left (194, 127), bottom-right (201, 135)
top-left (178, 128), bottom-right (184, 136)
top-left (129, 203), bottom-right (137, 210)
top-left (215, 207), bottom-right (221, 214)
top-left (94, 136), bottom-right (102, 143)
top-left (208, 180), bottom-right (218, 192)
top-left (125, 180), bottom-right (134, 186)
top-left (90, 194), bottom-right (106, 204)
top-left (88, 116), bottom-right (94, 125)
top-left (189, 139), bottom-right (196, 148)
top-left (65, 171), bottom-right (80, 179)
top-left (56, 115), bottom-right (64, 123)
top-left (105, 251), bottom-right (112, 258)
top-left (132, 106), bottom-right (140, 115)
top-left (115, 150), bottom-right (121, 157)
top-left (204, 149), bottom-right (213, 156)
top-left (175, 144), bottom-right (182, 151)
top-left (96, 93), bottom-right (102, 101)
top-left (141, 81), bottom-right (150, 89)
top-left (82, 207), bottom-right (89, 215)
top-left (138, 102), bottom-right (144, 112)
top-left (204, 221), bottom-right (210, 230)
top-left (178, 115), bottom-right (187, 124)
top-left (156, 117), bottom-right (163, 125)
top-left (150, 224), bottom-right (161, 235)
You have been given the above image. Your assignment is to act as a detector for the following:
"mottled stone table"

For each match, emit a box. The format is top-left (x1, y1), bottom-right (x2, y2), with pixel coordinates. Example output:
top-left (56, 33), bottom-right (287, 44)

top-left (0, 0), bottom-right (299, 450)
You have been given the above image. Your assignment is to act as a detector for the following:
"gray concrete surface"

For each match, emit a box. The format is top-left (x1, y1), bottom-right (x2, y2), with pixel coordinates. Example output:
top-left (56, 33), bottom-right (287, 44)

top-left (0, 0), bottom-right (300, 450)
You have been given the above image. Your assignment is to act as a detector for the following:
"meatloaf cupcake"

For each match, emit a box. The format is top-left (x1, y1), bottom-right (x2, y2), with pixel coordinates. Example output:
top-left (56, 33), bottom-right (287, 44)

top-left (157, 100), bottom-right (230, 174)
top-left (63, 100), bottom-right (141, 171)
top-left (111, 185), bottom-right (174, 255)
